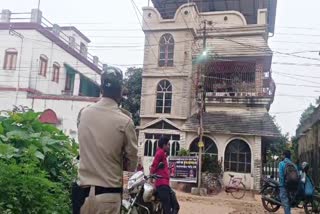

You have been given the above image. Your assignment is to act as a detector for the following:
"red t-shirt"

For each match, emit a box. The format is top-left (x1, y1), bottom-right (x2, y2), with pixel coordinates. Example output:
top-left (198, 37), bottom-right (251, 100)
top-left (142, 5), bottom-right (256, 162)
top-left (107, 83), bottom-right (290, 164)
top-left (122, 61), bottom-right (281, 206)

top-left (150, 148), bottom-right (170, 187)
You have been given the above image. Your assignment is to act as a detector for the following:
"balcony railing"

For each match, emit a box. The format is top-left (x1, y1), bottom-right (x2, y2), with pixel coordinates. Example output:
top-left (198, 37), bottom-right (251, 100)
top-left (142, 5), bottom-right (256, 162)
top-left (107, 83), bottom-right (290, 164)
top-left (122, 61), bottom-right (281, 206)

top-left (200, 61), bottom-right (275, 99)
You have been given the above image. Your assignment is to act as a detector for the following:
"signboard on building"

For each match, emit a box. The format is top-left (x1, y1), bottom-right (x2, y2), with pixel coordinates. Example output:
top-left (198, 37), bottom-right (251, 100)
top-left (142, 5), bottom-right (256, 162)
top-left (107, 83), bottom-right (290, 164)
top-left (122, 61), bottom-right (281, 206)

top-left (168, 156), bottom-right (198, 183)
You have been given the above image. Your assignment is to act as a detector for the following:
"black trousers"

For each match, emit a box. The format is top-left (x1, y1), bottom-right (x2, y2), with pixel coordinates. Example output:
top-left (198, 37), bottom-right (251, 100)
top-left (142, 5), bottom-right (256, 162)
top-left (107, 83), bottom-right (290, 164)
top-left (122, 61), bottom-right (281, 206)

top-left (72, 182), bottom-right (85, 214)
top-left (71, 182), bottom-right (122, 214)
top-left (157, 185), bottom-right (180, 214)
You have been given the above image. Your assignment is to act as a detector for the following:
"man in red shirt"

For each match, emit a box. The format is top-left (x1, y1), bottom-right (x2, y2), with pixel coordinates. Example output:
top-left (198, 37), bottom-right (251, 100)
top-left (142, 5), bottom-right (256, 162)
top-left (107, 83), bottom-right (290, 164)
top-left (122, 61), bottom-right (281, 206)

top-left (150, 137), bottom-right (179, 214)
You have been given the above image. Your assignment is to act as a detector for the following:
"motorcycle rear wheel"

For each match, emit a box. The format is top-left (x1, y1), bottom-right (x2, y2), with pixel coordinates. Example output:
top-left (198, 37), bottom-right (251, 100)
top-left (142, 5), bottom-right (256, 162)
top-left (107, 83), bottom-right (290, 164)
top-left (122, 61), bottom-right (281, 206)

top-left (262, 199), bottom-right (281, 213)
top-left (261, 187), bottom-right (281, 212)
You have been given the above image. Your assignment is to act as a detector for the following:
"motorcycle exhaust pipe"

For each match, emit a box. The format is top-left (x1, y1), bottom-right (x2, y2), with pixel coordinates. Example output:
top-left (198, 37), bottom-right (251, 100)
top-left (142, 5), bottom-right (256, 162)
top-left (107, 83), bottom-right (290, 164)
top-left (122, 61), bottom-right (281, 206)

top-left (261, 195), bottom-right (282, 206)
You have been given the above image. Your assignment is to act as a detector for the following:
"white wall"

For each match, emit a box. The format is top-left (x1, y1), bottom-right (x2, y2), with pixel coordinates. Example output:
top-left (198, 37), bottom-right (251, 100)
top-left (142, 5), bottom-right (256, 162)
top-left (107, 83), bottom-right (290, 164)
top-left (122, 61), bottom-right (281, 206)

top-left (140, 77), bottom-right (193, 119)
top-left (32, 97), bottom-right (94, 140)
top-left (185, 132), bottom-right (262, 190)
top-left (0, 29), bottom-right (100, 96)
top-left (0, 91), bottom-right (96, 141)
top-left (140, 29), bottom-right (194, 121)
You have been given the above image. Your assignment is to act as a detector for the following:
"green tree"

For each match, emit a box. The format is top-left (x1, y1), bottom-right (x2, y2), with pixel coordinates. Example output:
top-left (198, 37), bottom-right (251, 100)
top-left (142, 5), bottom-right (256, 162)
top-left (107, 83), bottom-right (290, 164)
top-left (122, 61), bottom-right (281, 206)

top-left (122, 67), bottom-right (142, 125)
top-left (267, 117), bottom-right (290, 161)
top-left (0, 109), bottom-right (78, 213)
top-left (298, 104), bottom-right (316, 128)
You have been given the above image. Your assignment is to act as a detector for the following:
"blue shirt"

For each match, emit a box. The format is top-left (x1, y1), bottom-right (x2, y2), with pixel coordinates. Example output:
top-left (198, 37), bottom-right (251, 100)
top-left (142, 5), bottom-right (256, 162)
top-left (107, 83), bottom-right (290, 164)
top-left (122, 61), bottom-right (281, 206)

top-left (279, 158), bottom-right (297, 187)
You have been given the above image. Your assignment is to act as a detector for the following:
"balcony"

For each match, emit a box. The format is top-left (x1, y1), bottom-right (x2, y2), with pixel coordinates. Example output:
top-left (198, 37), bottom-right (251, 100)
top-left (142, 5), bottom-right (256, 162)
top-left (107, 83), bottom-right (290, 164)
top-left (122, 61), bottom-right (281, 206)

top-left (198, 61), bottom-right (275, 107)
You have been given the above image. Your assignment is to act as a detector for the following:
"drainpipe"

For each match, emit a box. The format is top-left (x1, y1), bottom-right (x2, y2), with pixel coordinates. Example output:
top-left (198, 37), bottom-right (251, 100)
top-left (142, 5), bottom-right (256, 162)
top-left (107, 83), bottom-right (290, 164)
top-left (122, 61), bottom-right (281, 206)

top-left (9, 27), bottom-right (24, 106)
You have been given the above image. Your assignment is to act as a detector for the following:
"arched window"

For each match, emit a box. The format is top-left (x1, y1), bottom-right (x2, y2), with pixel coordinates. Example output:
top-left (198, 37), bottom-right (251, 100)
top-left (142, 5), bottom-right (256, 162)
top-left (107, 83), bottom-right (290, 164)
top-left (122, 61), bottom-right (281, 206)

top-left (159, 33), bottom-right (174, 67)
top-left (144, 133), bottom-right (180, 157)
top-left (3, 48), bottom-right (18, 70)
top-left (144, 139), bottom-right (157, 157)
top-left (224, 139), bottom-right (251, 173)
top-left (52, 62), bottom-right (60, 83)
top-left (156, 80), bottom-right (172, 114)
top-left (144, 140), bottom-right (152, 156)
top-left (170, 141), bottom-right (180, 156)
top-left (39, 54), bottom-right (48, 77)
top-left (189, 136), bottom-right (218, 157)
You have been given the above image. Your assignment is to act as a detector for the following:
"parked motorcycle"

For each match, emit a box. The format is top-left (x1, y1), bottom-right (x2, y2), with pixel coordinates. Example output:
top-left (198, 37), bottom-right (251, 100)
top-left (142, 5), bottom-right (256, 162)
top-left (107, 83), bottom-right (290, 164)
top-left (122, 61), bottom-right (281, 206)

top-left (122, 163), bottom-right (165, 214)
top-left (260, 177), bottom-right (316, 213)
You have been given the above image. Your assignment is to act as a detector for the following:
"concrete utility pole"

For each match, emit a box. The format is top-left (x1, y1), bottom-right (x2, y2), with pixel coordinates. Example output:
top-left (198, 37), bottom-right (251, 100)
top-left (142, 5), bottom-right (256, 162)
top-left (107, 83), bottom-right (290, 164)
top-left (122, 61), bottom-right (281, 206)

top-left (197, 19), bottom-right (207, 189)
top-left (192, 20), bottom-right (209, 196)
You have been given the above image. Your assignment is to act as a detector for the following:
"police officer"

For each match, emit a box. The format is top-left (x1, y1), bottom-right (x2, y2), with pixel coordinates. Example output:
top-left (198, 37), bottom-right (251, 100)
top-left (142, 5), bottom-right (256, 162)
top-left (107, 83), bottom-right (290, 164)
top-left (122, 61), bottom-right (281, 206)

top-left (77, 66), bottom-right (138, 214)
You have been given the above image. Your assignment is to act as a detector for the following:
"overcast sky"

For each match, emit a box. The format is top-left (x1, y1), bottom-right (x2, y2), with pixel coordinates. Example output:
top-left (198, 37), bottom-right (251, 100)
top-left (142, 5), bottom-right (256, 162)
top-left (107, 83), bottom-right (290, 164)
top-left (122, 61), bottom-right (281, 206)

top-left (2, 0), bottom-right (320, 136)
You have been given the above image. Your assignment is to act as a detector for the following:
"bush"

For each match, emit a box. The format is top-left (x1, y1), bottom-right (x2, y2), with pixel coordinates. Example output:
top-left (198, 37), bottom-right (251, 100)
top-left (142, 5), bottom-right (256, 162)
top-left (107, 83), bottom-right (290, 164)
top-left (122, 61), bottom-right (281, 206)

top-left (177, 148), bottom-right (190, 156)
top-left (0, 110), bottom-right (78, 213)
top-left (202, 154), bottom-right (222, 174)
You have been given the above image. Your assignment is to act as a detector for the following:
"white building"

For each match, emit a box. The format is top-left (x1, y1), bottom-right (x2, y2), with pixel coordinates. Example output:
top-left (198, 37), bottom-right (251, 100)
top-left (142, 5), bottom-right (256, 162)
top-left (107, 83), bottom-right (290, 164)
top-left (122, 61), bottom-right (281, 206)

top-left (138, 1), bottom-right (280, 190)
top-left (0, 9), bottom-right (105, 139)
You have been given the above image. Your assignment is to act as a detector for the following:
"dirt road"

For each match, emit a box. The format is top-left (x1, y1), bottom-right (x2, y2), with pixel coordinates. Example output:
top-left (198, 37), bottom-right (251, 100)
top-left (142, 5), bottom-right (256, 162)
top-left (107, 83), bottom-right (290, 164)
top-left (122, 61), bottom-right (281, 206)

top-left (177, 191), bottom-right (305, 214)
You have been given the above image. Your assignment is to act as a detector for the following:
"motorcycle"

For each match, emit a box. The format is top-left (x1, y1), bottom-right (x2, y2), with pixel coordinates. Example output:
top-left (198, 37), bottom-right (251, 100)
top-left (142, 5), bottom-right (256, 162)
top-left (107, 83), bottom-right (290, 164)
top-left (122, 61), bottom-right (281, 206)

top-left (260, 177), bottom-right (316, 213)
top-left (121, 163), bottom-right (165, 214)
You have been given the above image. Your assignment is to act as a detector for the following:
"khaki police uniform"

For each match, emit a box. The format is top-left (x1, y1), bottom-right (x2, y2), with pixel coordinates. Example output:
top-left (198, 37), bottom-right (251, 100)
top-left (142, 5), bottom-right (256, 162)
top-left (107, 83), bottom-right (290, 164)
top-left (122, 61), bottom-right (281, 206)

top-left (78, 97), bottom-right (138, 214)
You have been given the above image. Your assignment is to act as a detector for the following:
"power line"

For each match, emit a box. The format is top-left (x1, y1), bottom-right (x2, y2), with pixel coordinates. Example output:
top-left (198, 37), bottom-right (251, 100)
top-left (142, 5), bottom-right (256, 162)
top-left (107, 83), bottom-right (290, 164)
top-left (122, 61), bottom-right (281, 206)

top-left (271, 40), bottom-right (320, 45)
top-left (5, 27), bottom-right (320, 62)
top-left (272, 62), bottom-right (320, 67)
top-left (219, 36), bottom-right (320, 62)
top-left (273, 71), bottom-right (320, 79)
top-left (270, 109), bottom-right (306, 114)
top-left (277, 26), bottom-right (320, 30)
top-left (50, 24), bottom-right (320, 31)
top-left (276, 82), bottom-right (320, 89)
top-left (273, 72), bottom-right (320, 85)
top-left (3, 71), bottom-right (320, 90)
top-left (276, 33), bottom-right (320, 37)
top-left (276, 94), bottom-right (319, 98)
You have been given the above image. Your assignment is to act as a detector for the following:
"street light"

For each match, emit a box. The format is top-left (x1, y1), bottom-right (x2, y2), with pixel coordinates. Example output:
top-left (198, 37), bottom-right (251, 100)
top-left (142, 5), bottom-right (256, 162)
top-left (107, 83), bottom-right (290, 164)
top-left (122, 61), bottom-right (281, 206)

top-left (9, 25), bottom-right (24, 106)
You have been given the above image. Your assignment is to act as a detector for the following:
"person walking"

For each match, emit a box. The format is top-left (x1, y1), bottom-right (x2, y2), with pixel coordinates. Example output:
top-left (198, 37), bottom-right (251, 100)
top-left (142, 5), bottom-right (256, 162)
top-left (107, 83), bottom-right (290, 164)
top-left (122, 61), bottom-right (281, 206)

top-left (278, 150), bottom-right (299, 214)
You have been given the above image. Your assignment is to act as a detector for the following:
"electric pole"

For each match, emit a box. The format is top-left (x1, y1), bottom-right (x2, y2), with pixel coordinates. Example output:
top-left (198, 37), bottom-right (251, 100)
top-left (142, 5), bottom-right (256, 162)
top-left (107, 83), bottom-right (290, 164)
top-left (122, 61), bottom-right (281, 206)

top-left (197, 20), bottom-right (208, 191)
top-left (37, 0), bottom-right (41, 11)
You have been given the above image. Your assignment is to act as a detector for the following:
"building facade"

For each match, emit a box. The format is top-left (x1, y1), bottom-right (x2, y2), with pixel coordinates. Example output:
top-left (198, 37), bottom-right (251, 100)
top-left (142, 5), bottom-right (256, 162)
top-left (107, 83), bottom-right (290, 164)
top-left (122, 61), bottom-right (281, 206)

top-left (138, 1), bottom-right (280, 190)
top-left (0, 9), bottom-right (105, 139)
